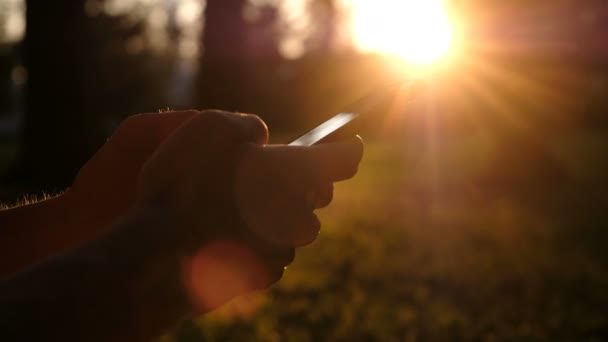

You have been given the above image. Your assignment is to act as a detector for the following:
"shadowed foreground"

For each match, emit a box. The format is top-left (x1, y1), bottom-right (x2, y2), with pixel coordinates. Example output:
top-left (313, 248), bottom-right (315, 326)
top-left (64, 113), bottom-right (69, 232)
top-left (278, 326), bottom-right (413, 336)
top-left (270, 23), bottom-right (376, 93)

top-left (170, 126), bottom-right (607, 341)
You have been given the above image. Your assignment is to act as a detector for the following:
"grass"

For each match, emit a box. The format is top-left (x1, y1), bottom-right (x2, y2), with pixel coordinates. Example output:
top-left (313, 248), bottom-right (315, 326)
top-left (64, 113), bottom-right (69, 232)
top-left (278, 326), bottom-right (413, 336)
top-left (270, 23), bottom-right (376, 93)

top-left (169, 127), bottom-right (608, 341)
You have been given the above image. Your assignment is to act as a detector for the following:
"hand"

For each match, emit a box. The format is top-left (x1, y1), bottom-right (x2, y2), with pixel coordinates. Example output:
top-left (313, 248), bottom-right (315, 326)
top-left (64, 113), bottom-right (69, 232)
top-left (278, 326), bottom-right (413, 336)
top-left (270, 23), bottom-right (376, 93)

top-left (0, 109), bottom-right (362, 342)
top-left (135, 110), bottom-right (364, 312)
top-left (67, 110), bottom-right (200, 240)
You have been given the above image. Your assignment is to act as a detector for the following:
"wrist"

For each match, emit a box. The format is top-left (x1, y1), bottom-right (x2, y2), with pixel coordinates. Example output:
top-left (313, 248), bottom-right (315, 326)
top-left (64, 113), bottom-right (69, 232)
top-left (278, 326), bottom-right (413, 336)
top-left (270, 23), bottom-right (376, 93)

top-left (62, 185), bottom-right (128, 235)
top-left (0, 192), bottom-right (72, 276)
top-left (33, 191), bottom-right (92, 260)
top-left (102, 200), bottom-right (197, 323)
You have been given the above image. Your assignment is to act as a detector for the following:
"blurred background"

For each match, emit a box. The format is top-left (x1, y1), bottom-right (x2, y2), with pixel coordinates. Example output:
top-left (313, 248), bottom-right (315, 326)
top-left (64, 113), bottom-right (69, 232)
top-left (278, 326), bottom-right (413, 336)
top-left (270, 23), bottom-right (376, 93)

top-left (1, 0), bottom-right (608, 340)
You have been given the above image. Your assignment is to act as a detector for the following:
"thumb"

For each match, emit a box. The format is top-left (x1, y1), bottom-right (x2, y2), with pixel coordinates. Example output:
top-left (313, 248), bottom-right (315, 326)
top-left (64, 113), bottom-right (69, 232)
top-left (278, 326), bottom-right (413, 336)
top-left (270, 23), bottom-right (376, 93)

top-left (283, 136), bottom-right (364, 183)
top-left (133, 110), bottom-right (203, 141)
top-left (308, 136), bottom-right (364, 182)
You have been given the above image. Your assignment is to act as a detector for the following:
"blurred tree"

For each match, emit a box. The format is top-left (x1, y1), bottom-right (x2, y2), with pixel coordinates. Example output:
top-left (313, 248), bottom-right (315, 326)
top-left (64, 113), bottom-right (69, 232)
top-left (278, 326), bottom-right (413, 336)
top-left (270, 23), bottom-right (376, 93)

top-left (247, 3), bottom-right (281, 59)
top-left (14, 0), bottom-right (175, 192)
top-left (198, 0), bottom-right (250, 111)
top-left (17, 0), bottom-right (103, 190)
top-left (0, 45), bottom-right (17, 118)
top-left (197, 0), bottom-right (348, 130)
top-left (306, 0), bottom-right (338, 53)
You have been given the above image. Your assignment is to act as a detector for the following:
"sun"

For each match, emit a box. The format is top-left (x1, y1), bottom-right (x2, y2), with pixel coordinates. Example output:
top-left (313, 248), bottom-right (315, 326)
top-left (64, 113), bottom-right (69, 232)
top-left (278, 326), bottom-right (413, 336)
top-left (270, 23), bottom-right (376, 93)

top-left (350, 0), bottom-right (456, 66)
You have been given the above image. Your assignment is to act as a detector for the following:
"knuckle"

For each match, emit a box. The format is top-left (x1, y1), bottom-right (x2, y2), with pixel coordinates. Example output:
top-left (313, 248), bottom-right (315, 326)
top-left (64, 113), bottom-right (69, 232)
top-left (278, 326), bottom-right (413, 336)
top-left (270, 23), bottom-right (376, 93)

top-left (199, 110), bottom-right (269, 143)
top-left (174, 109), bottom-right (200, 117)
top-left (110, 114), bottom-right (153, 145)
top-left (115, 114), bottom-right (145, 135)
top-left (115, 110), bottom-right (200, 140)
top-left (185, 110), bottom-right (234, 137)
top-left (198, 110), bottom-right (241, 133)
top-left (198, 109), bottom-right (232, 125)
top-left (199, 109), bottom-right (230, 118)
top-left (241, 113), bottom-right (269, 143)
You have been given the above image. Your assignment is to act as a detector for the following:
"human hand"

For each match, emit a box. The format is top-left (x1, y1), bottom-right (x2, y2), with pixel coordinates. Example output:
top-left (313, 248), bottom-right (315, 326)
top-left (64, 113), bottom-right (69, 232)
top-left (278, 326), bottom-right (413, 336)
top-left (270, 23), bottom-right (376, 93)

top-left (135, 110), bottom-right (363, 312)
top-left (0, 109), bottom-right (362, 342)
top-left (68, 110), bottom-right (201, 236)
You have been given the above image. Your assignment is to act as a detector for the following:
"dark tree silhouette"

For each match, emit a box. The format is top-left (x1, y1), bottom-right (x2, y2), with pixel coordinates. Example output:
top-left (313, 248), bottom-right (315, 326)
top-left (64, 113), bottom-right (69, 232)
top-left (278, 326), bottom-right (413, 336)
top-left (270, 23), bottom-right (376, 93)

top-left (18, 0), bottom-right (103, 191)
top-left (198, 0), bottom-right (250, 111)
top-left (306, 0), bottom-right (339, 53)
top-left (16, 1), bottom-right (161, 192)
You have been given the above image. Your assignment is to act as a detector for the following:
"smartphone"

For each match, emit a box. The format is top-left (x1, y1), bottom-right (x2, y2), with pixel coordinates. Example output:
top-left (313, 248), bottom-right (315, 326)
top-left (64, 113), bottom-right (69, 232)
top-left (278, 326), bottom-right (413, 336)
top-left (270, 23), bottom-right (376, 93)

top-left (288, 112), bottom-right (360, 146)
top-left (288, 81), bottom-right (417, 146)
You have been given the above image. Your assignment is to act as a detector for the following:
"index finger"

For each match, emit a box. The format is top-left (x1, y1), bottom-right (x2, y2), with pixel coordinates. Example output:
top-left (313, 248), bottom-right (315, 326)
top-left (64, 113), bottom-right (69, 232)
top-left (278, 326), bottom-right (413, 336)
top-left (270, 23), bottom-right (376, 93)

top-left (111, 110), bottom-right (201, 144)
top-left (117, 110), bottom-right (269, 146)
top-left (203, 110), bottom-right (269, 145)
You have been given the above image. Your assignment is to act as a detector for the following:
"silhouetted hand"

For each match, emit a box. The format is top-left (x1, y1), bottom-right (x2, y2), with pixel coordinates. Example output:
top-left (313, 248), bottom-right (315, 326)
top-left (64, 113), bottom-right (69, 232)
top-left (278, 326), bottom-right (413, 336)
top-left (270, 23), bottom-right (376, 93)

top-left (69, 110), bottom-right (202, 232)
top-left (135, 110), bottom-right (364, 312)
top-left (0, 111), bottom-right (204, 274)
top-left (0, 110), bottom-right (363, 341)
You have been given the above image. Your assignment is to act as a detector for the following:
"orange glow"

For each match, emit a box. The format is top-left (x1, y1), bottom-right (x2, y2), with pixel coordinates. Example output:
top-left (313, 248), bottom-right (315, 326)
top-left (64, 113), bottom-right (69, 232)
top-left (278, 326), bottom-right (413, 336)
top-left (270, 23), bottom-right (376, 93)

top-left (182, 241), bottom-right (270, 312)
top-left (350, 0), bottom-right (456, 66)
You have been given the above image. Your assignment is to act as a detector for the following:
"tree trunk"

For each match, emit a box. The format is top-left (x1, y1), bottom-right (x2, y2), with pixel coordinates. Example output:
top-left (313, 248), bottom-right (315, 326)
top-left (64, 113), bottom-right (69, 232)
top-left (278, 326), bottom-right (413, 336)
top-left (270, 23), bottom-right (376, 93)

top-left (19, 0), bottom-right (100, 191)
top-left (198, 0), bottom-right (249, 110)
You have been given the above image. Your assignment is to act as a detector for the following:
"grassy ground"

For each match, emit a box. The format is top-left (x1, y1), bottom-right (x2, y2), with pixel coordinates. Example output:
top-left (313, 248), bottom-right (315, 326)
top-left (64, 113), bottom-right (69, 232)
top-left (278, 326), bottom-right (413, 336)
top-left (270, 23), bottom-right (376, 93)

top-left (168, 127), bottom-right (608, 341)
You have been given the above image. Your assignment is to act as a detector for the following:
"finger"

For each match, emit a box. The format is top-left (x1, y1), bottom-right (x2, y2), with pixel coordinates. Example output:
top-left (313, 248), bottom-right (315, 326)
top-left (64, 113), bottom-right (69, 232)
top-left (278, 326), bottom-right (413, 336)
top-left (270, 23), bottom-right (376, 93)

top-left (314, 183), bottom-right (333, 209)
top-left (254, 245), bottom-right (295, 274)
top-left (245, 136), bottom-right (363, 184)
top-left (272, 203), bottom-right (321, 247)
top-left (149, 110), bottom-right (203, 139)
top-left (310, 136), bottom-right (364, 182)
top-left (235, 227), bottom-right (296, 268)
top-left (202, 110), bottom-right (269, 145)
top-left (244, 194), bottom-right (321, 248)
top-left (227, 238), bottom-right (291, 290)
top-left (291, 212), bottom-right (321, 247)
top-left (283, 135), bottom-right (363, 183)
